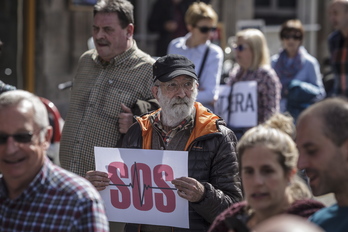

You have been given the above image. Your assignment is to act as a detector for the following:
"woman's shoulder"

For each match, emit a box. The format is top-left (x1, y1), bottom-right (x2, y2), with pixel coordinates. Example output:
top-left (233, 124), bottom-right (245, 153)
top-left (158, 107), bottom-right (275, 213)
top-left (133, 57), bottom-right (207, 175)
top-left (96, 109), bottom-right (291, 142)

top-left (168, 36), bottom-right (187, 50)
top-left (209, 201), bottom-right (248, 232)
top-left (216, 201), bottom-right (248, 220)
top-left (287, 199), bottom-right (326, 218)
top-left (302, 52), bottom-right (319, 67)
top-left (208, 42), bottom-right (224, 55)
top-left (271, 53), bottom-right (280, 63)
top-left (255, 65), bottom-right (278, 77)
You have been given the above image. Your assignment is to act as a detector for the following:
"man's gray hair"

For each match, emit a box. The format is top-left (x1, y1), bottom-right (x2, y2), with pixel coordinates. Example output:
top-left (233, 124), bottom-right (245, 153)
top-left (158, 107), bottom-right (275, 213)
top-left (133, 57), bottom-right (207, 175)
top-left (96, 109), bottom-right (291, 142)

top-left (94, 0), bottom-right (134, 28)
top-left (0, 90), bottom-right (49, 130)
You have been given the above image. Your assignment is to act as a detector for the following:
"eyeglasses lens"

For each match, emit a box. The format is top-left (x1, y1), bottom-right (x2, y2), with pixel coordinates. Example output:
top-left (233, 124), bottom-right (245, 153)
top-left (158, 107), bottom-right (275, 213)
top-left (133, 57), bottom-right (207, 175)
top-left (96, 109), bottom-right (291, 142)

top-left (198, 26), bottom-right (217, 34)
top-left (282, 34), bottom-right (302, 40)
top-left (163, 81), bottom-right (194, 92)
top-left (233, 44), bottom-right (246, 52)
top-left (0, 132), bottom-right (33, 144)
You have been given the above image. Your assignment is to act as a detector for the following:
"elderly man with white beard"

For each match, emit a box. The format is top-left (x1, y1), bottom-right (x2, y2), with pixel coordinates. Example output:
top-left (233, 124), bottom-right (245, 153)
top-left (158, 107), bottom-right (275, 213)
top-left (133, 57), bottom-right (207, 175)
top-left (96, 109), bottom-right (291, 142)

top-left (86, 54), bottom-right (242, 232)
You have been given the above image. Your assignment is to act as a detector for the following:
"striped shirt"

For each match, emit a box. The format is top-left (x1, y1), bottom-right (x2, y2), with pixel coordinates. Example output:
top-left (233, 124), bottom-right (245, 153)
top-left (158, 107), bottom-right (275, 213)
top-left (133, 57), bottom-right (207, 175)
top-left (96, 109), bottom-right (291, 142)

top-left (59, 41), bottom-right (154, 177)
top-left (0, 158), bottom-right (109, 232)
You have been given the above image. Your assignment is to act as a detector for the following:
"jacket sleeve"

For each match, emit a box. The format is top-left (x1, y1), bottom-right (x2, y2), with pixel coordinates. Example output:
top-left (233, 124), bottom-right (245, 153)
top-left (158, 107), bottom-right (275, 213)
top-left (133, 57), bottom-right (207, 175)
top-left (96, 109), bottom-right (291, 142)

top-left (121, 122), bottom-right (143, 149)
top-left (190, 125), bottom-right (243, 223)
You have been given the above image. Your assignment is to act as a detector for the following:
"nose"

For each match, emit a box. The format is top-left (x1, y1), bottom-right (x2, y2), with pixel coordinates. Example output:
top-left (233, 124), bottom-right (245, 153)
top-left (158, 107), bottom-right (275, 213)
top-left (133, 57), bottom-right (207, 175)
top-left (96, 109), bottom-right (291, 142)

top-left (94, 29), bottom-right (105, 40)
top-left (175, 86), bottom-right (187, 98)
top-left (297, 154), bottom-right (307, 170)
top-left (253, 173), bottom-right (264, 185)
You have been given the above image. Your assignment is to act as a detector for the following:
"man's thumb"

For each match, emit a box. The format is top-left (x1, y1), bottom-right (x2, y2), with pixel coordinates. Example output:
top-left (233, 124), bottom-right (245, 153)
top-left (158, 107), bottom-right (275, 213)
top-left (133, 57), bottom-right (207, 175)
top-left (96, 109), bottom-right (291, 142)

top-left (121, 103), bottom-right (132, 113)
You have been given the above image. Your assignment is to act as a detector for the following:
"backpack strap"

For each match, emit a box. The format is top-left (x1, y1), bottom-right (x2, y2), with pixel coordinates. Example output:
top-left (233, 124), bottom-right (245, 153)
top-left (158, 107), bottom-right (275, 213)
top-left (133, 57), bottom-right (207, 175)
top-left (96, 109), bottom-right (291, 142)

top-left (197, 45), bottom-right (210, 82)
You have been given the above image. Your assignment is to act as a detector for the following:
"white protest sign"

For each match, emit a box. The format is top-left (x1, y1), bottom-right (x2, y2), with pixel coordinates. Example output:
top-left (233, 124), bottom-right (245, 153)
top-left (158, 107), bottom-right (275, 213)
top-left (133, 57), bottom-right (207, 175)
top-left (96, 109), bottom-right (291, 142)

top-left (215, 81), bottom-right (258, 127)
top-left (94, 147), bottom-right (189, 228)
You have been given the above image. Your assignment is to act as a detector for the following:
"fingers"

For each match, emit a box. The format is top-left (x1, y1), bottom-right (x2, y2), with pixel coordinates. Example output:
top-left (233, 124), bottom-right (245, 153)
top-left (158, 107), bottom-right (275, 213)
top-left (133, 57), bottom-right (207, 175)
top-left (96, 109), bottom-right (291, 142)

top-left (172, 177), bottom-right (205, 202)
top-left (119, 103), bottom-right (133, 134)
top-left (85, 170), bottom-right (110, 191)
top-left (121, 103), bottom-right (132, 113)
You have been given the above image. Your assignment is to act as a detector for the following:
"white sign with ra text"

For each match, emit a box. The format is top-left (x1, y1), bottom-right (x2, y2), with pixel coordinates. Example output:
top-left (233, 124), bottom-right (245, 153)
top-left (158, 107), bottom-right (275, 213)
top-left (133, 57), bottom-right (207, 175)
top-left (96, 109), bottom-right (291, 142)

top-left (94, 147), bottom-right (189, 228)
top-left (215, 81), bottom-right (258, 127)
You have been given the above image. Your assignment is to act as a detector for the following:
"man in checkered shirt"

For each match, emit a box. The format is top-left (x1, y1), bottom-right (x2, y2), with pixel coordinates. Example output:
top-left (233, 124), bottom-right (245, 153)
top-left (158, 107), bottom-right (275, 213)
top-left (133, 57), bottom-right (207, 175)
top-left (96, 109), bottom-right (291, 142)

top-left (0, 90), bottom-right (109, 231)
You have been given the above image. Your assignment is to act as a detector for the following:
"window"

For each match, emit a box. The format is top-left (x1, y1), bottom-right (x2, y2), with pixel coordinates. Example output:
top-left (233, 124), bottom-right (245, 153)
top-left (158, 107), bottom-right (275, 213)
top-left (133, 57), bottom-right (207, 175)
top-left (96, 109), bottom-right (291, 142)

top-left (254, 0), bottom-right (297, 25)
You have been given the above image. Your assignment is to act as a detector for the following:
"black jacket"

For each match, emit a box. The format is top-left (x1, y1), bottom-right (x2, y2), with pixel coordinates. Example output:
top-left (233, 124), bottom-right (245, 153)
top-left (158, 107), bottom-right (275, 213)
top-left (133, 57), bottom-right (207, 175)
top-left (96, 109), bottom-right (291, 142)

top-left (123, 102), bottom-right (243, 232)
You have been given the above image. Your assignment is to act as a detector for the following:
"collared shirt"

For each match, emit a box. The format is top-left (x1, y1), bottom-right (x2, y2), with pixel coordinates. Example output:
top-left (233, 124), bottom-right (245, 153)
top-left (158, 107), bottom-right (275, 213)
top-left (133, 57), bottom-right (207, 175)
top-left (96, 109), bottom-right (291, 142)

top-left (168, 33), bottom-right (223, 110)
top-left (0, 158), bottom-right (109, 232)
top-left (151, 110), bottom-right (194, 147)
top-left (59, 40), bottom-right (154, 177)
top-left (310, 204), bottom-right (348, 232)
top-left (328, 30), bottom-right (348, 96)
top-left (228, 65), bottom-right (281, 124)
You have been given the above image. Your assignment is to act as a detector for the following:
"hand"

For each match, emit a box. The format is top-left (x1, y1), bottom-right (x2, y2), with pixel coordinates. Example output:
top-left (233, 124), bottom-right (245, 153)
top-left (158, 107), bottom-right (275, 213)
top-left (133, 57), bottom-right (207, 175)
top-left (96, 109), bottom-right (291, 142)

top-left (118, 103), bottom-right (133, 134)
top-left (172, 177), bottom-right (205, 202)
top-left (164, 21), bottom-right (178, 32)
top-left (85, 170), bottom-right (110, 191)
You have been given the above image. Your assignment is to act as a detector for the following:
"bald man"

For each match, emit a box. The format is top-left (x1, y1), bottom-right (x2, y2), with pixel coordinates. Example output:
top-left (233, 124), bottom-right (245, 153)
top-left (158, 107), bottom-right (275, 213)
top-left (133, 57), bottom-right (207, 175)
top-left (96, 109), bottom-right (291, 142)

top-left (255, 215), bottom-right (324, 232)
top-left (296, 97), bottom-right (348, 232)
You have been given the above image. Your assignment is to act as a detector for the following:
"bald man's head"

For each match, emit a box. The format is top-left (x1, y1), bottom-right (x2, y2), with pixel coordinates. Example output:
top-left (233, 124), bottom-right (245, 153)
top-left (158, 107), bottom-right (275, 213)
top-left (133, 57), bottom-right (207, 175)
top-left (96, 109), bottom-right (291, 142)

top-left (255, 215), bottom-right (324, 232)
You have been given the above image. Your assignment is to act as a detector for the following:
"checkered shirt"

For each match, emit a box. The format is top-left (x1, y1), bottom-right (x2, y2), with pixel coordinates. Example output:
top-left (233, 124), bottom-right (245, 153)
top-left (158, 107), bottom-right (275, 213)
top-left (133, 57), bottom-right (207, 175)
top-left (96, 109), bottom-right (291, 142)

top-left (328, 30), bottom-right (348, 96)
top-left (0, 158), bottom-right (109, 231)
top-left (59, 41), bottom-right (154, 177)
top-left (151, 111), bottom-right (194, 146)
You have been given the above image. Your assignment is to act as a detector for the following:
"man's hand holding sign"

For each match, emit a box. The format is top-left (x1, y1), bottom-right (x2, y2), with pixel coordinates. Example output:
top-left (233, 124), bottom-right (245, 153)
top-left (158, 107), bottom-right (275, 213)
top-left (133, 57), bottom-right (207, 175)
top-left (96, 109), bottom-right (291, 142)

top-left (86, 55), bottom-right (242, 231)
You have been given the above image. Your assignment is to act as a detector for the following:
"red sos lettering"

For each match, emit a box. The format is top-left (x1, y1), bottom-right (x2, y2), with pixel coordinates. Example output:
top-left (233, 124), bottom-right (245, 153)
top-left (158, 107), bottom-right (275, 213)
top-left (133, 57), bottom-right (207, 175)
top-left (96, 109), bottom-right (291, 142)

top-left (108, 162), bottom-right (176, 213)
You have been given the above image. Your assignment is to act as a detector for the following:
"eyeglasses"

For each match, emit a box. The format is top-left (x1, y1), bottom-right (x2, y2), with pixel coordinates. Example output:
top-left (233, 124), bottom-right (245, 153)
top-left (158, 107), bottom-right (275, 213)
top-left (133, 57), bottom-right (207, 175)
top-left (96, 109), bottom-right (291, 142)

top-left (157, 81), bottom-right (195, 92)
top-left (196, 26), bottom-right (217, 34)
top-left (282, 34), bottom-right (302, 40)
top-left (0, 131), bottom-right (37, 145)
top-left (233, 44), bottom-right (248, 52)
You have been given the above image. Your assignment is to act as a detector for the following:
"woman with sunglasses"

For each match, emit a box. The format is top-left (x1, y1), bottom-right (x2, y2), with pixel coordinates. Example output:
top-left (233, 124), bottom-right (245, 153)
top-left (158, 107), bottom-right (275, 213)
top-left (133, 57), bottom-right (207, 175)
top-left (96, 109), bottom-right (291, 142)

top-left (167, 2), bottom-right (223, 111)
top-left (271, 19), bottom-right (326, 122)
top-left (208, 113), bottom-right (325, 232)
top-left (224, 28), bottom-right (281, 139)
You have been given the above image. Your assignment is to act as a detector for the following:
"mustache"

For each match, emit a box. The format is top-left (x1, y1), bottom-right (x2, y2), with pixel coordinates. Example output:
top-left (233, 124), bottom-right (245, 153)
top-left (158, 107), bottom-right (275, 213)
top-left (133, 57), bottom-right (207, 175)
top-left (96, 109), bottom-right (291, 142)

top-left (95, 39), bottom-right (109, 45)
top-left (170, 97), bottom-right (190, 106)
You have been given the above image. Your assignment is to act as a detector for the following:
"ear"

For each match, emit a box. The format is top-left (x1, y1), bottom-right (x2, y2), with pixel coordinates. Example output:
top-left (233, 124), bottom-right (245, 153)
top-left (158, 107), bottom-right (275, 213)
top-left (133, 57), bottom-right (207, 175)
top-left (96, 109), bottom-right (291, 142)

top-left (43, 126), bottom-right (53, 150)
top-left (187, 24), bottom-right (193, 32)
top-left (287, 167), bottom-right (298, 183)
top-left (151, 85), bottom-right (159, 100)
top-left (126, 23), bottom-right (134, 39)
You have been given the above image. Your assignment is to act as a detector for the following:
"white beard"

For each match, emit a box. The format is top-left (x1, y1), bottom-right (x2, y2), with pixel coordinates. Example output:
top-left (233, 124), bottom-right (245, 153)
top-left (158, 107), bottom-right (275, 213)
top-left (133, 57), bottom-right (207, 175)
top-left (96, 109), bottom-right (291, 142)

top-left (157, 87), bottom-right (198, 127)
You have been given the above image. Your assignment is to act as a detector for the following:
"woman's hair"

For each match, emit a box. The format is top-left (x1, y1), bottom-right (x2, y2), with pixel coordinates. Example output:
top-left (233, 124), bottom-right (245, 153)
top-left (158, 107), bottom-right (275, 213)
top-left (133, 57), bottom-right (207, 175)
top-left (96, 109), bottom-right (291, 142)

top-left (185, 2), bottom-right (218, 26)
top-left (237, 113), bottom-right (297, 174)
top-left (236, 28), bottom-right (270, 70)
top-left (238, 113), bottom-right (311, 201)
top-left (286, 174), bottom-right (313, 200)
top-left (94, 0), bottom-right (134, 29)
top-left (279, 19), bottom-right (304, 41)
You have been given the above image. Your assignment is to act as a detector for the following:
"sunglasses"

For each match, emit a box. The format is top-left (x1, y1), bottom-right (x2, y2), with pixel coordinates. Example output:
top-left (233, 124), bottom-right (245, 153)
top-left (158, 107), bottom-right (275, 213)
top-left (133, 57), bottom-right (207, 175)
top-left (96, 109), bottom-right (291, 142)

top-left (233, 44), bottom-right (248, 52)
top-left (282, 34), bottom-right (302, 40)
top-left (0, 132), bottom-right (34, 145)
top-left (196, 26), bottom-right (217, 34)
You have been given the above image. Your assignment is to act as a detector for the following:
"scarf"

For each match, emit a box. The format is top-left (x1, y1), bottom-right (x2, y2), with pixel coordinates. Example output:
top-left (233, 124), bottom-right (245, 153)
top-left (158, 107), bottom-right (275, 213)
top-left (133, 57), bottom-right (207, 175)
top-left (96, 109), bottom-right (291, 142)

top-left (274, 46), bottom-right (306, 97)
